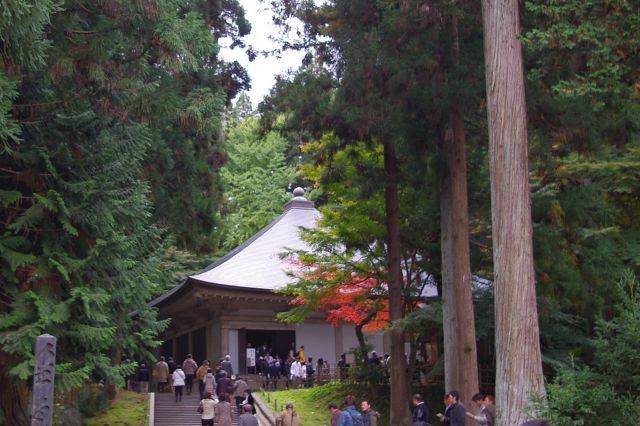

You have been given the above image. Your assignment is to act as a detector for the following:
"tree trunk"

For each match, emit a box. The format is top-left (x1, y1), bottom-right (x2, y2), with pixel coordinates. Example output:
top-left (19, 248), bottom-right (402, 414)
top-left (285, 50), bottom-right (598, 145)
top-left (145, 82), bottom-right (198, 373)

top-left (481, 1), bottom-right (545, 424)
top-left (384, 141), bottom-right (410, 425)
top-left (0, 365), bottom-right (30, 426)
top-left (440, 107), bottom-right (480, 423)
top-left (440, 12), bottom-right (480, 424)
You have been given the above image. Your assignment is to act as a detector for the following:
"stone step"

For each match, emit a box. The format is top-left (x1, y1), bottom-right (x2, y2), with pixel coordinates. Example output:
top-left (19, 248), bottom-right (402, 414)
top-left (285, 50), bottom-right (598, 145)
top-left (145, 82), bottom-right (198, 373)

top-left (154, 392), bottom-right (243, 425)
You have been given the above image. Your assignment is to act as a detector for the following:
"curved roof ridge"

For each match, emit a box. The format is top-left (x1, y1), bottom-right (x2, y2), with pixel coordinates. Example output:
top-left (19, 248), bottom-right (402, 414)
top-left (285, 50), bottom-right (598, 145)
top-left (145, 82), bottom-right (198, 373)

top-left (188, 203), bottom-right (320, 291)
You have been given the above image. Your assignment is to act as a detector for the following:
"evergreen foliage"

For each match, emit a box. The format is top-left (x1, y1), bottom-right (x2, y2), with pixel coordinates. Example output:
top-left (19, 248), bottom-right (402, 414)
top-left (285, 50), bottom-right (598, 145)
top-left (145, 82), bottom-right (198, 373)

top-left (0, 0), bottom-right (250, 423)
top-left (539, 272), bottom-right (640, 425)
top-left (220, 114), bottom-right (295, 251)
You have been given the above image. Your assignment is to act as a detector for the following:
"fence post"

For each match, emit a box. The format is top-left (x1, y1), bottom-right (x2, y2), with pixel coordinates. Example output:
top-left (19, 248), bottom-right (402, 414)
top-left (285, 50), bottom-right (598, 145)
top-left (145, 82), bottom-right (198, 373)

top-left (30, 334), bottom-right (57, 426)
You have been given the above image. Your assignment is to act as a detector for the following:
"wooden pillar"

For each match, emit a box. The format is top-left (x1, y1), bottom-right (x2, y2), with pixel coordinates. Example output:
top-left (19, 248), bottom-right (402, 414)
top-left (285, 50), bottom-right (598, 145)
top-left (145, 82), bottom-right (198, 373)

top-left (221, 328), bottom-right (229, 359)
top-left (206, 324), bottom-right (214, 362)
top-left (172, 337), bottom-right (177, 359)
top-left (211, 317), bottom-right (222, 363)
top-left (334, 324), bottom-right (343, 362)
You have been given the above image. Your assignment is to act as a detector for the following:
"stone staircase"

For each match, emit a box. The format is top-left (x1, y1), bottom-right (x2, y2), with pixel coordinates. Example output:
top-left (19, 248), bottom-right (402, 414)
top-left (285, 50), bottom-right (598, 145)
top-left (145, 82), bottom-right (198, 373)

top-left (153, 392), bottom-right (241, 426)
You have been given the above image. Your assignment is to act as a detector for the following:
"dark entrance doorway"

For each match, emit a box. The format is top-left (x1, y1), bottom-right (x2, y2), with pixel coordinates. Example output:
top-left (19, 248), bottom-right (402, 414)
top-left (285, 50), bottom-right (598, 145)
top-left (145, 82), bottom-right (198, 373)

top-left (239, 329), bottom-right (296, 373)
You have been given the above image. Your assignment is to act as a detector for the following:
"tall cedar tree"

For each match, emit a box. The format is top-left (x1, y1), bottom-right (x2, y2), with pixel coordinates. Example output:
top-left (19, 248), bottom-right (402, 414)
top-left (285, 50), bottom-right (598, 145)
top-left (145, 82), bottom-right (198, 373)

top-left (482, 0), bottom-right (545, 423)
top-left (267, 1), bottom-right (486, 417)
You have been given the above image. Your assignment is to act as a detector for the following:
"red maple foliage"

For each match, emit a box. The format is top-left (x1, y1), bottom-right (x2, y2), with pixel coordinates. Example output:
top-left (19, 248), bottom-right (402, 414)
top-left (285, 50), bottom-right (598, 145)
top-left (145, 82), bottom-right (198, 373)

top-left (291, 261), bottom-right (390, 333)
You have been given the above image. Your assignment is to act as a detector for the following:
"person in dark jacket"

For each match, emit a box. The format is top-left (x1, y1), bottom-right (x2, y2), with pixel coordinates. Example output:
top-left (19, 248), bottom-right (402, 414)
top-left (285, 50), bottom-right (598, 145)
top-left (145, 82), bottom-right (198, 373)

top-left (328, 402), bottom-right (343, 426)
top-left (411, 393), bottom-right (429, 426)
top-left (361, 400), bottom-right (380, 426)
top-left (268, 361), bottom-right (281, 390)
top-left (167, 356), bottom-right (177, 374)
top-left (243, 389), bottom-right (257, 414)
top-left (137, 362), bottom-right (150, 393)
top-left (216, 370), bottom-right (232, 402)
top-left (437, 391), bottom-right (465, 426)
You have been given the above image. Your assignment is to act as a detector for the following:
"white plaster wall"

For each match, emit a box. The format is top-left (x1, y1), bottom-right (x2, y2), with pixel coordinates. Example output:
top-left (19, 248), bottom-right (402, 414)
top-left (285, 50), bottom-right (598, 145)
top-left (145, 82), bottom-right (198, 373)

top-left (228, 329), bottom-right (239, 374)
top-left (364, 331), bottom-right (385, 355)
top-left (294, 323), bottom-right (337, 365)
top-left (342, 325), bottom-right (385, 355)
top-left (341, 324), bottom-right (358, 354)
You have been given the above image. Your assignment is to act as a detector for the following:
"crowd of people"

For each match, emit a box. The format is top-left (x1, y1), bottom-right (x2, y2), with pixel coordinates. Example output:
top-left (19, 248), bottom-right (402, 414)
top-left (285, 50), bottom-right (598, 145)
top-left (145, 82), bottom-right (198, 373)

top-left (127, 354), bottom-right (261, 425)
top-left (127, 349), bottom-right (549, 426)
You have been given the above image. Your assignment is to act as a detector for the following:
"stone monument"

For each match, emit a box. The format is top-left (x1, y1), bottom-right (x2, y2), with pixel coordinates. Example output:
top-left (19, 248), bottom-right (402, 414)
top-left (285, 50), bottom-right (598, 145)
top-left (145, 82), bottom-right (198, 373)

top-left (30, 334), bottom-right (56, 426)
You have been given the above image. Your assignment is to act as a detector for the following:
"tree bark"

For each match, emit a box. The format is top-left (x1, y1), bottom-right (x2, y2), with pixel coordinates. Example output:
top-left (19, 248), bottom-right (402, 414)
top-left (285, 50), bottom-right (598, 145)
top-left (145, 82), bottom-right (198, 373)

top-left (440, 107), bottom-right (480, 424)
top-left (481, 1), bottom-right (545, 424)
top-left (440, 12), bottom-right (480, 424)
top-left (384, 141), bottom-right (410, 425)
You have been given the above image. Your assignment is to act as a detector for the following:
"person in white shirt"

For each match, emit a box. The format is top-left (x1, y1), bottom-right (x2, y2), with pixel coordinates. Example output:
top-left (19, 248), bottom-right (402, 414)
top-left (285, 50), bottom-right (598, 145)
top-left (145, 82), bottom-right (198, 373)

top-left (199, 391), bottom-right (216, 426)
top-left (289, 357), bottom-right (306, 388)
top-left (172, 367), bottom-right (186, 402)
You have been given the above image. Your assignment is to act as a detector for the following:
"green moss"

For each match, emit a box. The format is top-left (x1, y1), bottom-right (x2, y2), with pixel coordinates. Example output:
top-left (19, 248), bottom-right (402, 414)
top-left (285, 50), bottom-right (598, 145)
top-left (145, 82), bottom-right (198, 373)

top-left (84, 390), bottom-right (148, 426)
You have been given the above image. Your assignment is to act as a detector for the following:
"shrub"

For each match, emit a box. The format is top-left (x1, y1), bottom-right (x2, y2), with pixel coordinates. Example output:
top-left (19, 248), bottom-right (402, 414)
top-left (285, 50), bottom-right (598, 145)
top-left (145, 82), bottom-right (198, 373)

top-left (538, 271), bottom-right (640, 425)
top-left (77, 385), bottom-right (109, 418)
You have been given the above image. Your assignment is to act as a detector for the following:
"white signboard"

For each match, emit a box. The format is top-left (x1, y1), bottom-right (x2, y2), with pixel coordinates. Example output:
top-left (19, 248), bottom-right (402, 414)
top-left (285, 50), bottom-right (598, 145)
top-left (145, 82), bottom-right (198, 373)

top-left (246, 348), bottom-right (256, 368)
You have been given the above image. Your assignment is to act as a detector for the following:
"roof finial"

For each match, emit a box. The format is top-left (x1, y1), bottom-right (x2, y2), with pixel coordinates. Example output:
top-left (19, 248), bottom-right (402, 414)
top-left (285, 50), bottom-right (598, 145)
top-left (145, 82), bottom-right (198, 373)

top-left (284, 186), bottom-right (314, 211)
top-left (293, 187), bottom-right (305, 197)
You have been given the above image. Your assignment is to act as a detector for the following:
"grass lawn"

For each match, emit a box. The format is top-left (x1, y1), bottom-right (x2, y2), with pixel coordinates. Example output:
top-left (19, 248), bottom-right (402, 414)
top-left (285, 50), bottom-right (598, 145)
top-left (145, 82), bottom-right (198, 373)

top-left (84, 390), bottom-right (148, 426)
top-left (260, 385), bottom-right (339, 426)
top-left (260, 382), bottom-right (444, 426)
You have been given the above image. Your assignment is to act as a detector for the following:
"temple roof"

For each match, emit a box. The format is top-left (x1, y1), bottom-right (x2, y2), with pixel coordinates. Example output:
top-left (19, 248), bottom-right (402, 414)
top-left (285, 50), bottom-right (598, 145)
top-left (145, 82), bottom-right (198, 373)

top-left (191, 189), bottom-right (319, 290)
top-left (148, 188), bottom-right (319, 308)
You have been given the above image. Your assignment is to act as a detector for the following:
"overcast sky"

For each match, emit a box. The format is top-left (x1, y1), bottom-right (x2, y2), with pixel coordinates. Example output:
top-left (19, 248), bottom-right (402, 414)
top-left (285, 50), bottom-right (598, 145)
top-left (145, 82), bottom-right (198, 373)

top-left (218, 0), bottom-right (307, 109)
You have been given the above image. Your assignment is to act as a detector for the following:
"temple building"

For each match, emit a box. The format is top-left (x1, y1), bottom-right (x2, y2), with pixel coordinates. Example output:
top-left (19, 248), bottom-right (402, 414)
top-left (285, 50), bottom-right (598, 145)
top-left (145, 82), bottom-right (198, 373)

top-left (149, 188), bottom-right (394, 371)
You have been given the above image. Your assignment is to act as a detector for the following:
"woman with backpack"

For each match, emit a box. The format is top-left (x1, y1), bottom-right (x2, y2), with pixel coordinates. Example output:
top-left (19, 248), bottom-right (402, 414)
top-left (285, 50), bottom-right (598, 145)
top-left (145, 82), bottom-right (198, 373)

top-left (342, 395), bottom-right (364, 426)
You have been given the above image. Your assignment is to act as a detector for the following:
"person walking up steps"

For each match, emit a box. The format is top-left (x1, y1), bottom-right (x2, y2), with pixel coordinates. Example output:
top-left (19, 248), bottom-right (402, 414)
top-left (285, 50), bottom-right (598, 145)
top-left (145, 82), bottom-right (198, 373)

top-left (203, 368), bottom-right (216, 398)
top-left (214, 393), bottom-right (233, 426)
top-left (155, 356), bottom-right (169, 393)
top-left (172, 366), bottom-right (186, 402)
top-left (182, 354), bottom-right (198, 395)
top-left (199, 391), bottom-right (216, 426)
top-left (221, 354), bottom-right (234, 376)
top-left (239, 404), bottom-right (259, 426)
top-left (196, 360), bottom-right (210, 399)
top-left (233, 375), bottom-right (248, 412)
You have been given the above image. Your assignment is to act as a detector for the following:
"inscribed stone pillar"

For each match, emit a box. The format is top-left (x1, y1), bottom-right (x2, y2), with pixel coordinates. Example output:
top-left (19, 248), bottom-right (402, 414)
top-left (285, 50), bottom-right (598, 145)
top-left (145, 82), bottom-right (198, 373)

top-left (31, 334), bottom-right (56, 426)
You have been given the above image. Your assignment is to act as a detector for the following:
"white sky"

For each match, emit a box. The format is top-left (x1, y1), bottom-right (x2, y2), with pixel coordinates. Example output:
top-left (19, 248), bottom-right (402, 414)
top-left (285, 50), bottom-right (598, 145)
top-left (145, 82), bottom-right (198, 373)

top-left (218, 0), bottom-right (307, 109)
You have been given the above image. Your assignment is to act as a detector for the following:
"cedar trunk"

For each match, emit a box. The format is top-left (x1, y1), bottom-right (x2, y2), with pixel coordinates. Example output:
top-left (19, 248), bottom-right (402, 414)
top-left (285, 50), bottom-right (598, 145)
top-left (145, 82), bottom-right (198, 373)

top-left (384, 142), bottom-right (410, 425)
top-left (440, 108), bottom-right (479, 422)
top-left (440, 12), bottom-right (480, 422)
top-left (481, 1), bottom-right (545, 424)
